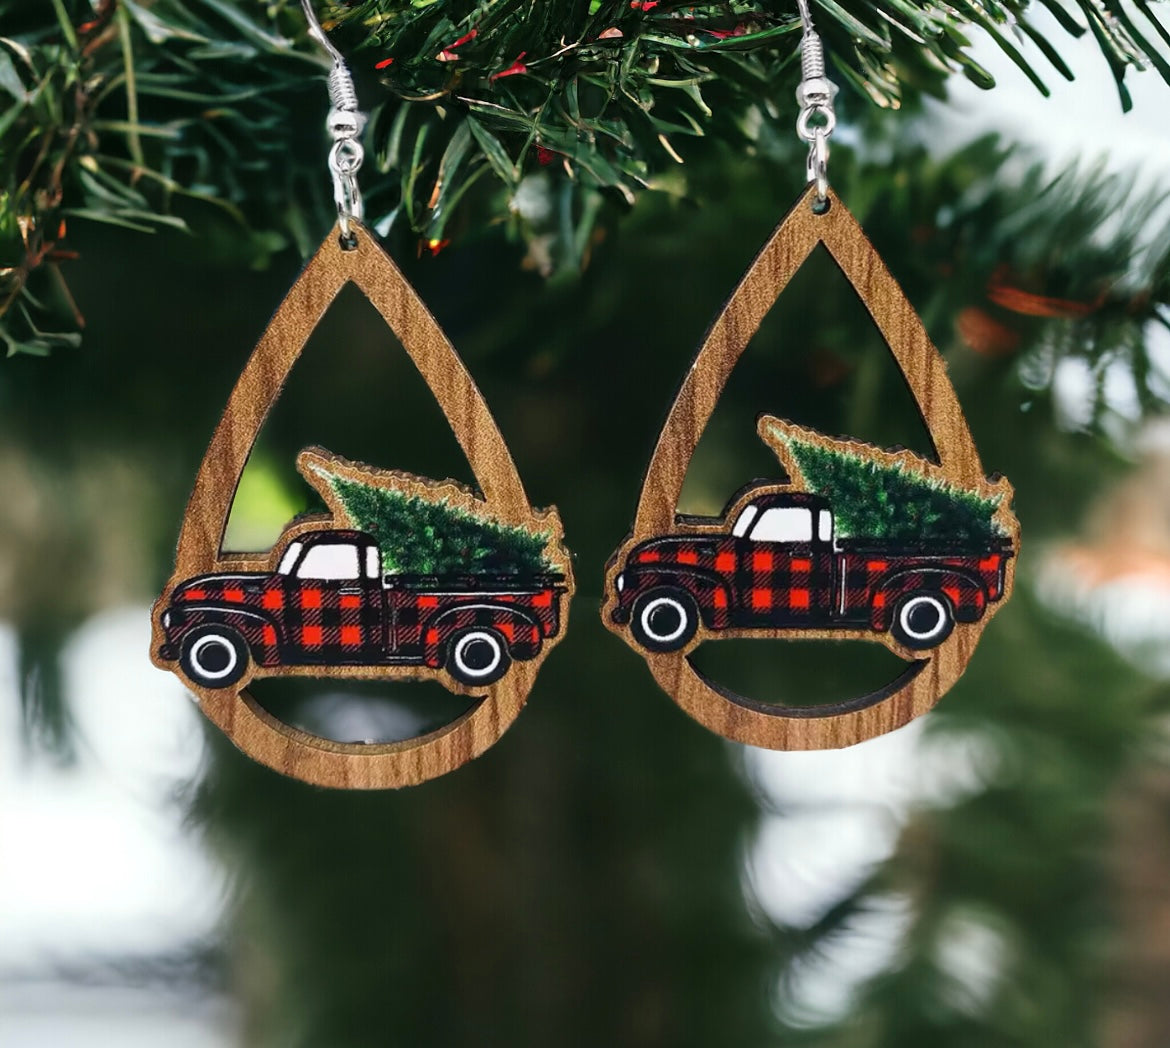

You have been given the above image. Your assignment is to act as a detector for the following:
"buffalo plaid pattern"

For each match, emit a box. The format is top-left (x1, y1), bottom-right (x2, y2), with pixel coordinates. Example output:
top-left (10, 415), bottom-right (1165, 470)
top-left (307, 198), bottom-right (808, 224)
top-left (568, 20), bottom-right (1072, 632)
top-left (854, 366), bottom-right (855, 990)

top-left (389, 582), bottom-right (558, 666)
top-left (160, 571), bottom-right (564, 670)
top-left (863, 565), bottom-right (987, 631)
top-left (399, 600), bottom-right (549, 668)
top-left (159, 603), bottom-right (284, 667)
top-left (614, 536), bottom-right (1010, 637)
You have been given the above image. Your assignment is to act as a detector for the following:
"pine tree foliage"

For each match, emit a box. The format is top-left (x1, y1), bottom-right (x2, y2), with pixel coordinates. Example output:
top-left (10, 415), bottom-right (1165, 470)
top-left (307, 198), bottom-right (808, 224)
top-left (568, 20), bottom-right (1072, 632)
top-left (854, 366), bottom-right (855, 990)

top-left (3, 0), bottom-right (1169, 356)
top-left (0, 0), bottom-right (325, 356)
top-left (328, 473), bottom-right (554, 575)
top-left (341, 0), bottom-right (1167, 246)
top-left (835, 139), bottom-right (1170, 435)
top-left (761, 418), bottom-right (1007, 545)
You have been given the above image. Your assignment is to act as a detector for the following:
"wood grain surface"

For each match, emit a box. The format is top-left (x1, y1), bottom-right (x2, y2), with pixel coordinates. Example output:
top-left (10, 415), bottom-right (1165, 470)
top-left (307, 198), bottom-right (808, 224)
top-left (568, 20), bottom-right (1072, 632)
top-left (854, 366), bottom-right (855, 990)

top-left (152, 223), bottom-right (574, 788)
top-left (602, 186), bottom-right (1019, 750)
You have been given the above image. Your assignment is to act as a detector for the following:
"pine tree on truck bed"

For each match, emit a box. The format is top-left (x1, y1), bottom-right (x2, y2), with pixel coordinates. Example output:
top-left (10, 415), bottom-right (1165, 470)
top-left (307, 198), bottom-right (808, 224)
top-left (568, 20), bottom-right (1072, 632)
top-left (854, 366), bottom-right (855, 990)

top-left (298, 448), bottom-right (556, 577)
top-left (758, 416), bottom-right (1012, 547)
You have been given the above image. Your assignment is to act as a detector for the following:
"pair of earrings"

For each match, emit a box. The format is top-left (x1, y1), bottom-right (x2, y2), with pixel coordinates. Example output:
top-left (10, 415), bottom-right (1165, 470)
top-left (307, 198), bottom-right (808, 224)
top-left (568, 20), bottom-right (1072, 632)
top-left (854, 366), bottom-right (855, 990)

top-left (150, 3), bottom-right (1018, 788)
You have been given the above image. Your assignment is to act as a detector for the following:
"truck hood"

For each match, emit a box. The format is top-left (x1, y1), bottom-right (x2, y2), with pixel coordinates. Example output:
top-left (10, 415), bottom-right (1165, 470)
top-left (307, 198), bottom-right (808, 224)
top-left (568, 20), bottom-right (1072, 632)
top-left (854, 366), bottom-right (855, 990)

top-left (170, 572), bottom-right (273, 601)
top-left (629, 535), bottom-right (721, 562)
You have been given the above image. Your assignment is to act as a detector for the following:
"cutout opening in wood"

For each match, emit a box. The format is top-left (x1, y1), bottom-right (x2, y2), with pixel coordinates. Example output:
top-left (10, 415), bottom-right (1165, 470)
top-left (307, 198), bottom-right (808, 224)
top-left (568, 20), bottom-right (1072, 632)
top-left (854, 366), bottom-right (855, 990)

top-left (677, 244), bottom-right (937, 520)
top-left (688, 636), bottom-right (914, 711)
top-left (249, 676), bottom-right (479, 745)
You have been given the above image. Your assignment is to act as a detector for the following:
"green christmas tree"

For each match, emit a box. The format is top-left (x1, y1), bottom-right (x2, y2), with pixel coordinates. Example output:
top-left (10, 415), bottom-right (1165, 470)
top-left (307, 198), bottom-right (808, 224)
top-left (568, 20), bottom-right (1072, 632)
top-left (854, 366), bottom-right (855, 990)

top-left (331, 476), bottom-right (552, 576)
top-left (760, 417), bottom-right (1010, 546)
top-left (297, 448), bottom-right (556, 576)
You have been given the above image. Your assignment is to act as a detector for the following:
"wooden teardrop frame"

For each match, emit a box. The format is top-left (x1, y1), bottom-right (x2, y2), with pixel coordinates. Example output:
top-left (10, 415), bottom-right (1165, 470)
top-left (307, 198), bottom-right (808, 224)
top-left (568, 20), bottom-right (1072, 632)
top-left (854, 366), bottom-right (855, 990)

top-left (151, 224), bottom-right (573, 788)
top-left (602, 187), bottom-right (1018, 750)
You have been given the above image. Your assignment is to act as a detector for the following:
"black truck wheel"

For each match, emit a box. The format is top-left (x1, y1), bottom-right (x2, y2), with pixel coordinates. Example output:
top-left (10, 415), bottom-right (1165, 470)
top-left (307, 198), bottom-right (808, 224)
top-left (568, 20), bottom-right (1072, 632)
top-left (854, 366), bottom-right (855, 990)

top-left (890, 591), bottom-right (955, 650)
top-left (630, 588), bottom-right (699, 653)
top-left (447, 628), bottom-right (511, 686)
top-left (179, 624), bottom-right (250, 688)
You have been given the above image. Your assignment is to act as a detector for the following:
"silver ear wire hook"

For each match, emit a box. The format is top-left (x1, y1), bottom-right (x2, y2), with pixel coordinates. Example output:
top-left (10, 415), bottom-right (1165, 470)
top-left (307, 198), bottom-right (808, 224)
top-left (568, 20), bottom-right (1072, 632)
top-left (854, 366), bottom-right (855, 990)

top-left (795, 0), bottom-right (837, 207)
top-left (301, 0), bottom-right (344, 63)
top-left (301, 0), bottom-right (365, 240)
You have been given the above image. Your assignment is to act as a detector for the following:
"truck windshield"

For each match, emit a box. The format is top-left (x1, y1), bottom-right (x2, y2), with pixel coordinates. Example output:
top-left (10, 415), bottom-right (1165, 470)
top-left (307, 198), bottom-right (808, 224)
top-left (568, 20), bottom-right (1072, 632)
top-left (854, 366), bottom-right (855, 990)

top-left (277, 541), bottom-right (304, 575)
top-left (296, 543), bottom-right (362, 580)
top-left (750, 507), bottom-right (813, 543)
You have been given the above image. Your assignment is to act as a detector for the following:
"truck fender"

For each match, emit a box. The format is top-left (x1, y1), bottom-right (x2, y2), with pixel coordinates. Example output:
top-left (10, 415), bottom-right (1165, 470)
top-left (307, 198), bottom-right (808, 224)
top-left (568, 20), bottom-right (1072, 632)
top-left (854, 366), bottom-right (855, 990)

top-left (871, 568), bottom-right (987, 631)
top-left (623, 565), bottom-right (732, 629)
top-left (619, 566), bottom-right (733, 630)
top-left (424, 603), bottom-right (544, 666)
top-left (164, 604), bottom-right (283, 667)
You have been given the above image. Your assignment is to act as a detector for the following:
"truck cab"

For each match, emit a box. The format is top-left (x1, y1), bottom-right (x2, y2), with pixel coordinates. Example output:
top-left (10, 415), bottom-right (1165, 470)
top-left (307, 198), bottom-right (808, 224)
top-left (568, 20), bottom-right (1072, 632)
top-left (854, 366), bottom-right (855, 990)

top-left (613, 491), bottom-right (839, 650)
top-left (729, 492), bottom-right (835, 548)
top-left (276, 530), bottom-right (383, 583)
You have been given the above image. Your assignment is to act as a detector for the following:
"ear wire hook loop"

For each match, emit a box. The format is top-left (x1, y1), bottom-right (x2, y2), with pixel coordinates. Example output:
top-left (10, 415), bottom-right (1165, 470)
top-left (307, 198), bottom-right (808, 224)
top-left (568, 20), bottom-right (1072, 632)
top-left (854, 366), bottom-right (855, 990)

top-left (794, 0), bottom-right (837, 208)
top-left (301, 0), bottom-right (366, 239)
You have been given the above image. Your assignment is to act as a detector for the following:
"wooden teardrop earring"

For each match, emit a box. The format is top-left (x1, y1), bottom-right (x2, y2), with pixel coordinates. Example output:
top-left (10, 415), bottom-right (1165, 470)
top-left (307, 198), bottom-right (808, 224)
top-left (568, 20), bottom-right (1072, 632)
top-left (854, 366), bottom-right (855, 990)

top-left (151, 1), bottom-right (573, 789)
top-left (602, 2), bottom-right (1018, 750)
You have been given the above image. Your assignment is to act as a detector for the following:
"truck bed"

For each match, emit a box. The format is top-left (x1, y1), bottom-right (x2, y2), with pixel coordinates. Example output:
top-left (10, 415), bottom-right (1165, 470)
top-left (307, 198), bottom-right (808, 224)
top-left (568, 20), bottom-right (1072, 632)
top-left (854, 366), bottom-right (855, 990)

top-left (380, 572), bottom-right (566, 592)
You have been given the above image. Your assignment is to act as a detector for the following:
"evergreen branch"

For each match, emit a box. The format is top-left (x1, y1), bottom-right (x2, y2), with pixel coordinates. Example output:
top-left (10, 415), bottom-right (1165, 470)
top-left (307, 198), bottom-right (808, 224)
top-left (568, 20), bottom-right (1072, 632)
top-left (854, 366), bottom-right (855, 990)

top-left (848, 138), bottom-right (1170, 432)
top-left (0, 0), bottom-right (322, 356)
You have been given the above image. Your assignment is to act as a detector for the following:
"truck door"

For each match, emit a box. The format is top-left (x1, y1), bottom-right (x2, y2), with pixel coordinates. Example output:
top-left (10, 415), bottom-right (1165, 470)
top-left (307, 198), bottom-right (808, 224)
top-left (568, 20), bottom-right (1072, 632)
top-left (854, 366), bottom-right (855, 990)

top-left (735, 504), bottom-right (835, 627)
top-left (288, 539), bottom-right (387, 664)
top-left (386, 583), bottom-right (438, 662)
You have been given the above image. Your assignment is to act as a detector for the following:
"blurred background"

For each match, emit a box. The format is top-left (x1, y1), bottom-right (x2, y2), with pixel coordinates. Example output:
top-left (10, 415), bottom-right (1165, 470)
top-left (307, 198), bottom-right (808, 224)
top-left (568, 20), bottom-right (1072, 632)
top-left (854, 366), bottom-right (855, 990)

top-left (3, 1), bottom-right (1170, 1046)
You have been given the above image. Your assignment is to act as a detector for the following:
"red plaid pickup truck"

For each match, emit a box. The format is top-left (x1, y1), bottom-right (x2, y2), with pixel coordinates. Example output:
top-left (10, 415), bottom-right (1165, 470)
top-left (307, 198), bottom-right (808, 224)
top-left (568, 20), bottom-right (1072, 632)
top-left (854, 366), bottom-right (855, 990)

top-left (610, 489), bottom-right (1011, 653)
top-left (157, 529), bottom-right (566, 689)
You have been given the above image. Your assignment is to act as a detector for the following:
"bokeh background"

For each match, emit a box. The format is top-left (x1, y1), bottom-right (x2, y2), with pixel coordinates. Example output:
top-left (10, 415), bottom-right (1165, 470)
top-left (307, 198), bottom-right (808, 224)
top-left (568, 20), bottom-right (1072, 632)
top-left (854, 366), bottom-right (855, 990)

top-left (4, 7), bottom-right (1170, 1048)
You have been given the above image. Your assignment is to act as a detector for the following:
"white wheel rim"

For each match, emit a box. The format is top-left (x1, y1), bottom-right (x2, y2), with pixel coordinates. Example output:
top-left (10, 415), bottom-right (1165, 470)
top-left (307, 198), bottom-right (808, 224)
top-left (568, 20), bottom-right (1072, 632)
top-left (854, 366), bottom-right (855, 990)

top-left (640, 596), bottom-right (689, 644)
top-left (189, 634), bottom-right (239, 681)
top-left (898, 595), bottom-right (948, 642)
top-left (453, 631), bottom-right (502, 678)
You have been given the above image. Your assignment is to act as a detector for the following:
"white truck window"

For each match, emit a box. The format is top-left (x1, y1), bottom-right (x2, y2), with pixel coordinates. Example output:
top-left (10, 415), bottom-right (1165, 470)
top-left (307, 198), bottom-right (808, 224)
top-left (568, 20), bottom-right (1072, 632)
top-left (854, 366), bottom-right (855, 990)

top-left (750, 507), bottom-right (813, 543)
top-left (732, 504), bottom-right (759, 537)
top-left (296, 543), bottom-right (362, 580)
top-left (818, 510), bottom-right (833, 542)
top-left (366, 545), bottom-right (381, 579)
top-left (278, 541), bottom-right (304, 575)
